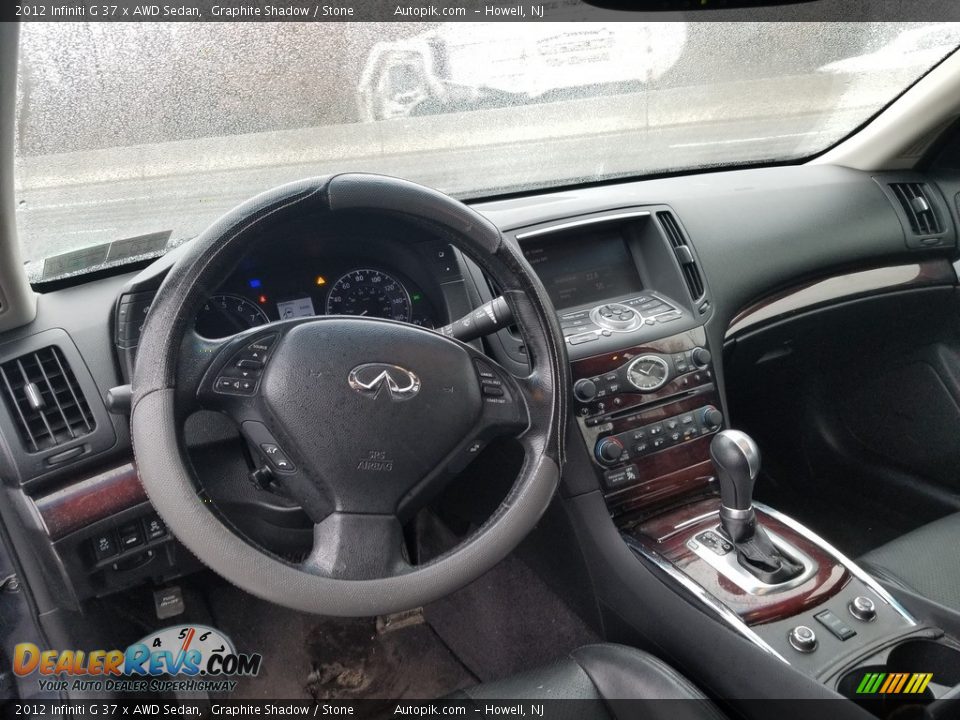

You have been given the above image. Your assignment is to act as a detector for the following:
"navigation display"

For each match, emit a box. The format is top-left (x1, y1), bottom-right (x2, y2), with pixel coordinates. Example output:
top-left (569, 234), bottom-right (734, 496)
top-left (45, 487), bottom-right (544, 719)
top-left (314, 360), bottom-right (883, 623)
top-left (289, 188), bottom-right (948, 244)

top-left (522, 230), bottom-right (642, 309)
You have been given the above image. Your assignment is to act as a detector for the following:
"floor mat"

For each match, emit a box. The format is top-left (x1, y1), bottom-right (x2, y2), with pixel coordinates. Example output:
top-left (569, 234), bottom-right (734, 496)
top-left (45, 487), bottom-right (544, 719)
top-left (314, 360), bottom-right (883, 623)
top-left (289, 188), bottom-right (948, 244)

top-left (424, 555), bottom-right (601, 682)
top-left (205, 579), bottom-right (475, 699)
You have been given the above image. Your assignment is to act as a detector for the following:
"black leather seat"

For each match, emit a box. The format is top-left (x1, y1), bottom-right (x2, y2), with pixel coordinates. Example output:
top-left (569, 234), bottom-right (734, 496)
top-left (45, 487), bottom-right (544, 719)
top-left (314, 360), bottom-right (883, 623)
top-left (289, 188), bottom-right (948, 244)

top-left (448, 643), bottom-right (725, 720)
top-left (860, 512), bottom-right (960, 612)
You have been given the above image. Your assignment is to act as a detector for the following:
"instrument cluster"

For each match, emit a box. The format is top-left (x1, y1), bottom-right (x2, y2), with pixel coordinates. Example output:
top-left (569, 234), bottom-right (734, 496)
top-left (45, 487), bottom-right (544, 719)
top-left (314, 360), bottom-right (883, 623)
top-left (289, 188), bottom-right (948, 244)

top-left (196, 261), bottom-right (442, 339)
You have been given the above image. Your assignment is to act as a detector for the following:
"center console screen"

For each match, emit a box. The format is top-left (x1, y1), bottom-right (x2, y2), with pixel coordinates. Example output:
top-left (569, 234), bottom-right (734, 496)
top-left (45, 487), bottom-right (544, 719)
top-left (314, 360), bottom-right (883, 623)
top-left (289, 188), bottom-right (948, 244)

top-left (521, 230), bottom-right (643, 310)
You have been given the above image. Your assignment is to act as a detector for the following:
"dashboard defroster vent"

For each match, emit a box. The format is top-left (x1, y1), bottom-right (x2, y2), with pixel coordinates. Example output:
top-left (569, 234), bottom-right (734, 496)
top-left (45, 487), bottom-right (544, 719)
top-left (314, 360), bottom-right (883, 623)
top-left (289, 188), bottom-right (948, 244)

top-left (890, 183), bottom-right (943, 236)
top-left (0, 346), bottom-right (96, 453)
top-left (657, 211), bottom-right (705, 306)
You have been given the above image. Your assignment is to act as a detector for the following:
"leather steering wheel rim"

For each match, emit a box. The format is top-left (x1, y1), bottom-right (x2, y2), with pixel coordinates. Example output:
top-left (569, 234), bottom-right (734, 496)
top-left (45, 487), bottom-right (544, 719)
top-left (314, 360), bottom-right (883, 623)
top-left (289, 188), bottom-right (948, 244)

top-left (130, 174), bottom-right (568, 616)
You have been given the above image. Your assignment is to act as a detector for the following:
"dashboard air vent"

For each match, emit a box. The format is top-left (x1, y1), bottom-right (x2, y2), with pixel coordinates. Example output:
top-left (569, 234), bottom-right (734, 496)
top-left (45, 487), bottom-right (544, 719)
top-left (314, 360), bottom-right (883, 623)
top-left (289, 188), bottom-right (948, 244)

top-left (890, 183), bottom-right (943, 236)
top-left (0, 346), bottom-right (96, 453)
top-left (657, 211), bottom-right (705, 305)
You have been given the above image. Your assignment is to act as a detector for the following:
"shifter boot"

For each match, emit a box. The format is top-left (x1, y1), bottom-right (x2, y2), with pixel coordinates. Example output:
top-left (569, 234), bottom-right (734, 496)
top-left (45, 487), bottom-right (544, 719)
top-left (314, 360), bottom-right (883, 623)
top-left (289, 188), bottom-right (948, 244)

top-left (720, 508), bottom-right (804, 584)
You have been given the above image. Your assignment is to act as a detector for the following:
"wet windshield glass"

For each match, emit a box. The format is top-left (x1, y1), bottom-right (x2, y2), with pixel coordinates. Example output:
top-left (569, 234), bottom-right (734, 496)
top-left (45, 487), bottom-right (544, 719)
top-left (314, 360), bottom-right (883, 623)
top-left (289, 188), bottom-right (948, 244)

top-left (14, 22), bottom-right (960, 281)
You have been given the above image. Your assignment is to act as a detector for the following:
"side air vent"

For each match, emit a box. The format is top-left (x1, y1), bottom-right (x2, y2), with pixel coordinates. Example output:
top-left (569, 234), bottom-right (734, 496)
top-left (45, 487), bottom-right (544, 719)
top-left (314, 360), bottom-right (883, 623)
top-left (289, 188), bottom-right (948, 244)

top-left (890, 183), bottom-right (943, 236)
top-left (657, 211), bottom-right (706, 305)
top-left (0, 346), bottom-right (96, 453)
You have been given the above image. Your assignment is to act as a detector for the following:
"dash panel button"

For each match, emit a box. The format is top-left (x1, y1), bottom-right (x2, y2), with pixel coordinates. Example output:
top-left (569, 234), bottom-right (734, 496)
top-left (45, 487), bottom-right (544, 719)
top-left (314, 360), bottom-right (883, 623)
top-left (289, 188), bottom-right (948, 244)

top-left (814, 610), bottom-right (857, 641)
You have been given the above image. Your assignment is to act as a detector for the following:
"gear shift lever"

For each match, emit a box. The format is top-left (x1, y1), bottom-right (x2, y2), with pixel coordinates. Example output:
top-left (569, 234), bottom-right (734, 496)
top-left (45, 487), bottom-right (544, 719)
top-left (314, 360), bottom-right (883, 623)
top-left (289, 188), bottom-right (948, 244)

top-left (710, 430), bottom-right (803, 584)
top-left (710, 430), bottom-right (760, 512)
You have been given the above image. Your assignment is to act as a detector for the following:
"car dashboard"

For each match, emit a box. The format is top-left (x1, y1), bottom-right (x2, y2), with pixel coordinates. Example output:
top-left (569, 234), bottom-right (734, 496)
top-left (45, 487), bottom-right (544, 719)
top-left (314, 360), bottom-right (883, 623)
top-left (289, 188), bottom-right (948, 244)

top-left (1, 163), bottom-right (960, 701)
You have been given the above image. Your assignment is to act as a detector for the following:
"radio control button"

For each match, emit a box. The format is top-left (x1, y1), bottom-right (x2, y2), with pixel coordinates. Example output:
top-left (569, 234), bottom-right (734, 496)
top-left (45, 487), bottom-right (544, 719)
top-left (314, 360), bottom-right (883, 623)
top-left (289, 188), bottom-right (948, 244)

top-left (573, 379), bottom-right (597, 402)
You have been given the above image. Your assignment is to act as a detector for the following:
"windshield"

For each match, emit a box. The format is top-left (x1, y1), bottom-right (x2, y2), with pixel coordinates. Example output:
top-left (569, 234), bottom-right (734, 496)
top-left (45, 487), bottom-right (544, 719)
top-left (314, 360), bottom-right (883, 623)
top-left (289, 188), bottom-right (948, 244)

top-left (14, 21), bottom-right (960, 282)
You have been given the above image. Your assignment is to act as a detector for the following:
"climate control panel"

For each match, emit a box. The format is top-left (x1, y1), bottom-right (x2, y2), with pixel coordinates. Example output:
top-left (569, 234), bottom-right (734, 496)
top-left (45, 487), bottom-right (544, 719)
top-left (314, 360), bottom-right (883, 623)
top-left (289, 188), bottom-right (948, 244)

top-left (594, 405), bottom-right (723, 466)
top-left (570, 326), bottom-right (724, 505)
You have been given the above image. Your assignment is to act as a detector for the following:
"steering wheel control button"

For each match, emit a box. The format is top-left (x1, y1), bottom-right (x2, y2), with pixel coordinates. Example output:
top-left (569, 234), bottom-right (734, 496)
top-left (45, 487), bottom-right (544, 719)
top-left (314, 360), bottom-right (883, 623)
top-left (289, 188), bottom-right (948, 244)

top-left (260, 444), bottom-right (295, 473)
top-left (814, 610), bottom-right (857, 641)
top-left (212, 334), bottom-right (281, 396)
top-left (849, 596), bottom-right (878, 622)
top-left (215, 376), bottom-right (256, 395)
top-left (788, 625), bottom-right (818, 653)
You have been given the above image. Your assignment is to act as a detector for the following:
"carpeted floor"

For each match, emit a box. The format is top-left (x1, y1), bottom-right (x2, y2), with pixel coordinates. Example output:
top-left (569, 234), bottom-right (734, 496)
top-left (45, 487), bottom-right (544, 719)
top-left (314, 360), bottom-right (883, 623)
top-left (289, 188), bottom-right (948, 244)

top-left (194, 549), bottom-right (599, 699)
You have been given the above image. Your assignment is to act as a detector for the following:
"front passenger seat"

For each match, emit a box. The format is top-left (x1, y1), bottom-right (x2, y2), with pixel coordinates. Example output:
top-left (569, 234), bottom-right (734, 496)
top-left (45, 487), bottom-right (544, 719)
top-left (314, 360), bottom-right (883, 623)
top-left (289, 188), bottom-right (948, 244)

top-left (860, 513), bottom-right (960, 612)
top-left (449, 643), bottom-right (725, 720)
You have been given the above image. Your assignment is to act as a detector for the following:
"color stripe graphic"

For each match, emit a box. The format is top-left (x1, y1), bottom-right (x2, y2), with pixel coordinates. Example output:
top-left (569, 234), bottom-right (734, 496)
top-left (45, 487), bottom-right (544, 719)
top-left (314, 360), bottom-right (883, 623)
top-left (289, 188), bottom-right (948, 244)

top-left (855, 672), bottom-right (933, 694)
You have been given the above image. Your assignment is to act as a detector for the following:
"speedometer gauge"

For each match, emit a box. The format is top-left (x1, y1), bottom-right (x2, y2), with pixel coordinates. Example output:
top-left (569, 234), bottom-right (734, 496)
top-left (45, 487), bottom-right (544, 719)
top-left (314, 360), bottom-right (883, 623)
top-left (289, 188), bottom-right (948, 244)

top-left (195, 294), bottom-right (270, 339)
top-left (325, 269), bottom-right (412, 322)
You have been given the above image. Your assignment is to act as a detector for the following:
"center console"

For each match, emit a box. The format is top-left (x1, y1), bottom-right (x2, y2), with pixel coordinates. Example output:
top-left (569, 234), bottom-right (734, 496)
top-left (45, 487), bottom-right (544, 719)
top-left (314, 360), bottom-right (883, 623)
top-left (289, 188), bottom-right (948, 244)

top-left (508, 207), bottom-right (960, 717)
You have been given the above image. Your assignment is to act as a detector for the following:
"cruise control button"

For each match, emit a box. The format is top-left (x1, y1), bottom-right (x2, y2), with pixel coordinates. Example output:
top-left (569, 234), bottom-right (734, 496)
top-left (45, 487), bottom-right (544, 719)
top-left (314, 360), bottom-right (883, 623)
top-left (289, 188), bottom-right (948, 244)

top-left (482, 385), bottom-right (505, 398)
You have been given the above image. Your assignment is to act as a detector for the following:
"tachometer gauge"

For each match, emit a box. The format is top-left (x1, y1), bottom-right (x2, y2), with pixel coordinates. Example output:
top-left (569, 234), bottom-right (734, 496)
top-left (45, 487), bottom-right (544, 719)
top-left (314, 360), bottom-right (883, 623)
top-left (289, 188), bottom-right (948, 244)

top-left (195, 294), bottom-right (270, 339)
top-left (325, 269), bottom-right (412, 322)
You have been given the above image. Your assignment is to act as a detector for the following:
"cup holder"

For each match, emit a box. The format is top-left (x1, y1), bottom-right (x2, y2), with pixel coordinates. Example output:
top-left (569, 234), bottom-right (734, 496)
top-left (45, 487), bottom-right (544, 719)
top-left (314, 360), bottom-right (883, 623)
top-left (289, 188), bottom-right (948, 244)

top-left (837, 641), bottom-right (960, 719)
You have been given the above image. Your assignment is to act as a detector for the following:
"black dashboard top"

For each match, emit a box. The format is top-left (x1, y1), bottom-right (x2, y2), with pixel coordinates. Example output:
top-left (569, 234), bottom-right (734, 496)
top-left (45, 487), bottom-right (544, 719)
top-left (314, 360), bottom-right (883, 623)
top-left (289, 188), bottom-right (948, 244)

top-left (0, 163), bottom-right (957, 488)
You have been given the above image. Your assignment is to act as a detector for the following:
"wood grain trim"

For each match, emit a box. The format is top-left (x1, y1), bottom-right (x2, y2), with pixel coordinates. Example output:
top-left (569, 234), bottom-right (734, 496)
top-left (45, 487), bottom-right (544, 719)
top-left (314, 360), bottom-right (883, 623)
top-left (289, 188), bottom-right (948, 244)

top-left (626, 498), bottom-right (850, 626)
top-left (726, 260), bottom-right (956, 339)
top-left (34, 463), bottom-right (148, 540)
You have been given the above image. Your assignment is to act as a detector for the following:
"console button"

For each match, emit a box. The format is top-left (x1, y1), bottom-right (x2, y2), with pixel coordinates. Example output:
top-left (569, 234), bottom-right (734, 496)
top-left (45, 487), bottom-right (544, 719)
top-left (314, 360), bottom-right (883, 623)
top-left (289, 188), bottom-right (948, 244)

top-left (656, 313), bottom-right (682, 323)
top-left (815, 610), bottom-right (857, 641)
top-left (573, 379), bottom-right (598, 402)
top-left (848, 596), bottom-right (877, 622)
top-left (92, 532), bottom-right (119, 561)
top-left (143, 514), bottom-right (167, 541)
top-left (695, 530), bottom-right (732, 555)
top-left (788, 625), bottom-right (818, 653)
top-left (569, 332), bottom-right (597, 345)
top-left (604, 464), bottom-right (639, 487)
top-left (118, 523), bottom-right (145, 551)
top-left (700, 406), bottom-right (723, 431)
top-left (691, 347), bottom-right (712, 368)
top-left (595, 437), bottom-right (625, 465)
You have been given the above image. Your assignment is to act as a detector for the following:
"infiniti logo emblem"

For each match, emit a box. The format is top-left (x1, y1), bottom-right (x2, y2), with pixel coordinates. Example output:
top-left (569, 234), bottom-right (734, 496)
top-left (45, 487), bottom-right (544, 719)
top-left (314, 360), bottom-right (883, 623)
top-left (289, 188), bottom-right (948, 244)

top-left (347, 363), bottom-right (421, 401)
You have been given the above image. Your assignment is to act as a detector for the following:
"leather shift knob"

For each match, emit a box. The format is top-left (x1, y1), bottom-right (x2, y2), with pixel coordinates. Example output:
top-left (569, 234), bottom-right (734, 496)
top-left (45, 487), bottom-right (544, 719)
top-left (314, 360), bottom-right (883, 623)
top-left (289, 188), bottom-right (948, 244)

top-left (710, 430), bottom-right (761, 511)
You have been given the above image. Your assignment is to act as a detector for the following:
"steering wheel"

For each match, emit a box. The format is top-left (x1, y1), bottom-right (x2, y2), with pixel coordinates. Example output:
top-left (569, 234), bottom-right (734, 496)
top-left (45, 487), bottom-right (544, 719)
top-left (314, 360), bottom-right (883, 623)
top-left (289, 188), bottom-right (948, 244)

top-left (130, 174), bottom-right (568, 616)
